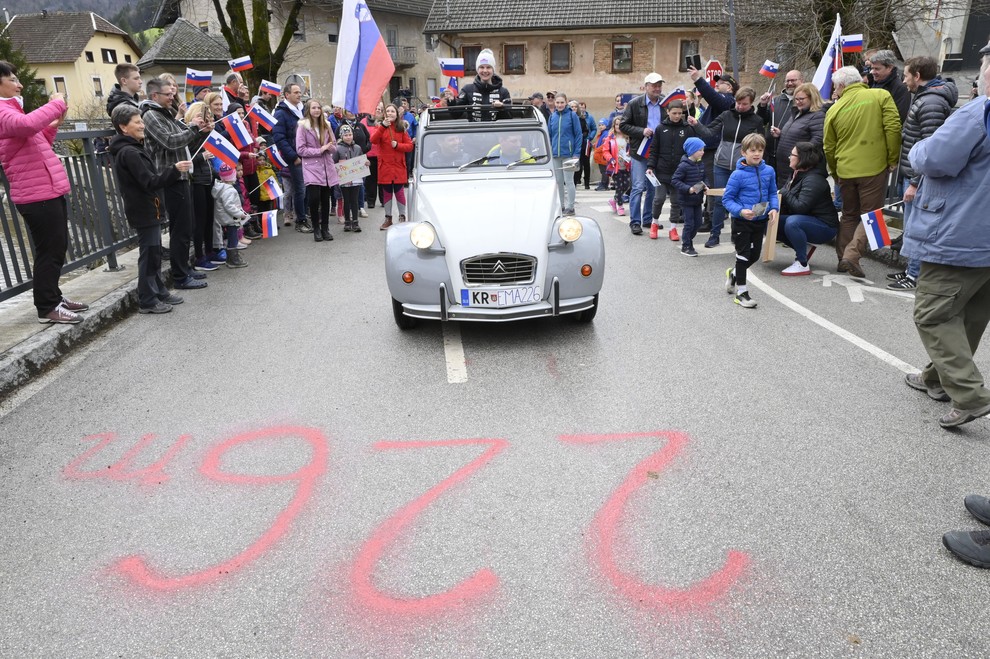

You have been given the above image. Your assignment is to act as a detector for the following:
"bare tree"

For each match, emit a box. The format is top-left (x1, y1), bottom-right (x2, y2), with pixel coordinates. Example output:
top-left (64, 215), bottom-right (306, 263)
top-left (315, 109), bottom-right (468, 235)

top-left (209, 0), bottom-right (305, 90)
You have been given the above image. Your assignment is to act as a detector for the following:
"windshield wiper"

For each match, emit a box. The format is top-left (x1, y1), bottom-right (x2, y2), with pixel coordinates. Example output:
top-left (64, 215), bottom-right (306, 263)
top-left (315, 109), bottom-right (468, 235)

top-left (457, 155), bottom-right (494, 171)
top-left (505, 152), bottom-right (549, 170)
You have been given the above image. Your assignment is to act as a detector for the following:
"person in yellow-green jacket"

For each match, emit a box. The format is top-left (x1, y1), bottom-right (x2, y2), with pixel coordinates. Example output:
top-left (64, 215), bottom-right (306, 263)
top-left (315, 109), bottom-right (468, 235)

top-left (823, 66), bottom-right (901, 277)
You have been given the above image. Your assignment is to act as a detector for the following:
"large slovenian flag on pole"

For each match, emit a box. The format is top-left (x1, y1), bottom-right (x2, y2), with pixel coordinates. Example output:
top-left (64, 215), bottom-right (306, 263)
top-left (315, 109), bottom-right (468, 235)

top-left (812, 14), bottom-right (843, 100)
top-left (332, 0), bottom-right (396, 116)
top-left (861, 209), bottom-right (891, 250)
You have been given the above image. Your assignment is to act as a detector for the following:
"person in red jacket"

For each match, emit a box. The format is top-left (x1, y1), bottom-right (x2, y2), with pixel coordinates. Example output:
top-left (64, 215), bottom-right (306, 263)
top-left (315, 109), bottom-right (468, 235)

top-left (371, 103), bottom-right (413, 230)
top-left (0, 61), bottom-right (89, 324)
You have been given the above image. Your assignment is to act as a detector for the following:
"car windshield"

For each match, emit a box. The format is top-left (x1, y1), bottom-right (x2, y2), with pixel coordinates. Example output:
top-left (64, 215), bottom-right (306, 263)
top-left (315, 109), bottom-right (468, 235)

top-left (421, 129), bottom-right (549, 170)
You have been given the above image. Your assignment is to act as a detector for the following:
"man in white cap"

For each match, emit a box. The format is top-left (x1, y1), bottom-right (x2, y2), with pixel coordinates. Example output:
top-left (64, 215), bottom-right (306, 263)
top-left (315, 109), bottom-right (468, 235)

top-left (445, 48), bottom-right (511, 121)
top-left (620, 72), bottom-right (666, 235)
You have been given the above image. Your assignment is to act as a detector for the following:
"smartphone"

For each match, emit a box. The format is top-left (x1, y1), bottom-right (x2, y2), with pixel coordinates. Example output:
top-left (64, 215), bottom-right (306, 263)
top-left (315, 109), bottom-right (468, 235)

top-left (687, 54), bottom-right (703, 71)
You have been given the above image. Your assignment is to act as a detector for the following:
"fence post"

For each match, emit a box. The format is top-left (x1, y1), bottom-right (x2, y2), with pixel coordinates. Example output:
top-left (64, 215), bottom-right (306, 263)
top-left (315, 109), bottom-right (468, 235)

top-left (82, 135), bottom-right (123, 271)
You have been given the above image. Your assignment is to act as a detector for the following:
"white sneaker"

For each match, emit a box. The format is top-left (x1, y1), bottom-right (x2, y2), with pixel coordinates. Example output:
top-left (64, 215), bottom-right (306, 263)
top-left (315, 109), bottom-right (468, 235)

top-left (781, 261), bottom-right (811, 276)
top-left (236, 241), bottom-right (249, 250)
top-left (359, 208), bottom-right (368, 218)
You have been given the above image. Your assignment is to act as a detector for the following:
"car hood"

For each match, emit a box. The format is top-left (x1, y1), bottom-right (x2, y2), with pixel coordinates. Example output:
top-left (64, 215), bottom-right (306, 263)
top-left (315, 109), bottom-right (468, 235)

top-left (417, 176), bottom-right (560, 258)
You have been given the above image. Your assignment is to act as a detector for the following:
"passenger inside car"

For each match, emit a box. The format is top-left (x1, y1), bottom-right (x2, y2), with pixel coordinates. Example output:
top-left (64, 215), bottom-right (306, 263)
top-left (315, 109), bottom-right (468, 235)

top-left (486, 133), bottom-right (535, 165)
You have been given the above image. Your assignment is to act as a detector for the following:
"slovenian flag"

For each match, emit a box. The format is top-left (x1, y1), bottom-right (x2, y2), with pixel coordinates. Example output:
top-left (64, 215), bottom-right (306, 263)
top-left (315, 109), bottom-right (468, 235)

top-left (203, 131), bottom-right (240, 169)
top-left (636, 136), bottom-right (652, 158)
top-left (448, 76), bottom-right (459, 95)
top-left (331, 0), bottom-right (396, 115)
top-left (261, 177), bottom-right (284, 200)
top-left (261, 210), bottom-right (278, 237)
top-left (260, 79), bottom-right (282, 96)
top-left (440, 58), bottom-right (465, 78)
top-left (220, 114), bottom-right (253, 150)
top-left (759, 60), bottom-right (779, 78)
top-left (248, 104), bottom-right (278, 131)
top-left (660, 86), bottom-right (687, 108)
top-left (841, 34), bottom-right (864, 53)
top-left (265, 144), bottom-right (288, 171)
top-left (812, 14), bottom-right (843, 99)
top-left (861, 209), bottom-right (891, 250)
top-left (185, 68), bottom-right (212, 86)
top-left (229, 55), bottom-right (253, 72)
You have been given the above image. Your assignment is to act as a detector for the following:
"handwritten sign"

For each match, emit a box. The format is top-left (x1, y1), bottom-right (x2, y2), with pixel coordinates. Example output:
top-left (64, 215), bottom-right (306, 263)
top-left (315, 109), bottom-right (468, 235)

top-left (336, 154), bottom-right (370, 185)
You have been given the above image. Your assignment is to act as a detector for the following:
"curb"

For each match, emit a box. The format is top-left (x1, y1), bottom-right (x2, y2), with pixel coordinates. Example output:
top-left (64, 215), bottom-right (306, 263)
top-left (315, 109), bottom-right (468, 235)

top-left (0, 279), bottom-right (138, 401)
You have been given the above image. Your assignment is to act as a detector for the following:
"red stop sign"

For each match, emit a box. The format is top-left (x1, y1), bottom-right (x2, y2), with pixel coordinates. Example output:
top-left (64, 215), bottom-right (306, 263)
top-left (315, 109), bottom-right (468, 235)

top-left (705, 60), bottom-right (724, 85)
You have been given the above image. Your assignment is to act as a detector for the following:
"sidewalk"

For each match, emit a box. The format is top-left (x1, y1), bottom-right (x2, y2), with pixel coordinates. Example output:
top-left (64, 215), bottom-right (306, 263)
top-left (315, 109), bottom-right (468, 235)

top-left (0, 245), bottom-right (145, 400)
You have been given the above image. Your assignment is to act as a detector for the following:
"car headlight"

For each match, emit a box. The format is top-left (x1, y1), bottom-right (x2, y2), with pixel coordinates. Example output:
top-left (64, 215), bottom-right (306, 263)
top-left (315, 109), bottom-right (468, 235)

top-left (409, 222), bottom-right (436, 249)
top-left (558, 218), bottom-right (583, 243)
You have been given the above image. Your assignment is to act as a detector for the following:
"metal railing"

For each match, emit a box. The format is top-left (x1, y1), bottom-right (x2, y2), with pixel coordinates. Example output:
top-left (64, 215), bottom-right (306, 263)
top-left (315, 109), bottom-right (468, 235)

top-left (388, 45), bottom-right (417, 67)
top-left (0, 129), bottom-right (136, 303)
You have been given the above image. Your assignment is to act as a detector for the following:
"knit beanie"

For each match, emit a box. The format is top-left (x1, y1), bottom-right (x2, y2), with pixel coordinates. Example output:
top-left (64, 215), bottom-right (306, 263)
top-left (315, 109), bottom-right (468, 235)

top-left (219, 164), bottom-right (237, 182)
top-left (683, 137), bottom-right (705, 155)
top-left (476, 48), bottom-right (496, 70)
top-left (339, 124), bottom-right (353, 135)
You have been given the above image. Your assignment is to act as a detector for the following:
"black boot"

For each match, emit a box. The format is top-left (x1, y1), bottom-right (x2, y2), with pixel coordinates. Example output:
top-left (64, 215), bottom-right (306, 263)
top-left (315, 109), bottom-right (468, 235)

top-left (313, 224), bottom-right (323, 242)
top-left (322, 219), bottom-right (333, 241)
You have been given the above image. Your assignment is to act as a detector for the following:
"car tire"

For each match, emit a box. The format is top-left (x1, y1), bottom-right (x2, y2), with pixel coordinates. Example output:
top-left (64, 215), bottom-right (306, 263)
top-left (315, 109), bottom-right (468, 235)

top-left (392, 297), bottom-right (418, 329)
top-left (574, 294), bottom-right (598, 323)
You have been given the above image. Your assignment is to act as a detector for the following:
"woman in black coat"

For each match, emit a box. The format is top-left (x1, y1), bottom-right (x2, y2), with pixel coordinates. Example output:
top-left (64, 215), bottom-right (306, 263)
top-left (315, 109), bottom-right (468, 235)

top-left (779, 142), bottom-right (839, 276)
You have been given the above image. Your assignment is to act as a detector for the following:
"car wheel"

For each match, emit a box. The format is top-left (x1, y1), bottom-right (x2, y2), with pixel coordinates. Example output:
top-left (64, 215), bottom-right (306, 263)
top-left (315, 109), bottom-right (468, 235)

top-left (392, 297), bottom-right (418, 329)
top-left (574, 294), bottom-right (598, 323)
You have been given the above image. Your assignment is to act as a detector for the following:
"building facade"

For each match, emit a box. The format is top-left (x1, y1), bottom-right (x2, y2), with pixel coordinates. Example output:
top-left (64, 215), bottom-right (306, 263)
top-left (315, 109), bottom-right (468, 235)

top-left (4, 11), bottom-right (142, 119)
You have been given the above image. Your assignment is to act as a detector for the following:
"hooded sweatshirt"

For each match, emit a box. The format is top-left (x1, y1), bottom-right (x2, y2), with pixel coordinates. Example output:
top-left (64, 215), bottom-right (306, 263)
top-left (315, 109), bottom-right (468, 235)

top-left (108, 133), bottom-right (181, 228)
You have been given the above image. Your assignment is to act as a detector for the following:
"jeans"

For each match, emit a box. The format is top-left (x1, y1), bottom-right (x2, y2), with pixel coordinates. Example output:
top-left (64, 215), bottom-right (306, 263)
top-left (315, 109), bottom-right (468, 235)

top-left (285, 161), bottom-right (308, 223)
top-left (553, 157), bottom-right (576, 211)
top-left (629, 157), bottom-right (655, 227)
top-left (782, 214), bottom-right (837, 265)
top-left (681, 204), bottom-right (702, 249)
top-left (17, 196), bottom-right (68, 315)
top-left (163, 181), bottom-right (194, 281)
top-left (712, 165), bottom-right (731, 237)
top-left (135, 224), bottom-right (167, 308)
top-left (902, 180), bottom-right (920, 280)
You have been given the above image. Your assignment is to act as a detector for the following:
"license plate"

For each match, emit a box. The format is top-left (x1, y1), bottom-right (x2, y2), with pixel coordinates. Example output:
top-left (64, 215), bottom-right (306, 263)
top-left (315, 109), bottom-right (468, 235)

top-left (460, 286), bottom-right (542, 308)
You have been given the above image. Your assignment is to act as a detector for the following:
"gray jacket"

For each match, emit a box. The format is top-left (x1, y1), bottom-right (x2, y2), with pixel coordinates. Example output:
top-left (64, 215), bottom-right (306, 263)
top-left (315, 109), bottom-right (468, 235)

top-left (904, 97), bottom-right (990, 267)
top-left (774, 107), bottom-right (825, 185)
top-left (899, 80), bottom-right (958, 183)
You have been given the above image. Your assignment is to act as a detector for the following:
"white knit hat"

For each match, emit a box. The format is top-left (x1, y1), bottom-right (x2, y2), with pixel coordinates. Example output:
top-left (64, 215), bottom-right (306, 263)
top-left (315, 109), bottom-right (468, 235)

top-left (476, 48), bottom-right (496, 70)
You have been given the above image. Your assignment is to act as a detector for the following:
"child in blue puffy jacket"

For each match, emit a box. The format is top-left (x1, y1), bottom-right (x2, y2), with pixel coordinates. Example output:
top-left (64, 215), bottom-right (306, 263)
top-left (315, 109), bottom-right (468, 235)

top-left (671, 137), bottom-right (707, 256)
top-left (721, 133), bottom-right (778, 308)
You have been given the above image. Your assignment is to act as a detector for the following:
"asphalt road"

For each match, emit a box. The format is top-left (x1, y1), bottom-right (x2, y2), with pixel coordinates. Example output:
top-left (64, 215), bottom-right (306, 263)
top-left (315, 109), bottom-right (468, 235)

top-left (1, 190), bottom-right (987, 657)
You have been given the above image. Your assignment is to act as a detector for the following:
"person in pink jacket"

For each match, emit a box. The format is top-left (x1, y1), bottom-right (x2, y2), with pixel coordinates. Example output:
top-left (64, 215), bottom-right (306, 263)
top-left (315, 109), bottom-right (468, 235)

top-left (296, 99), bottom-right (339, 243)
top-left (0, 61), bottom-right (88, 324)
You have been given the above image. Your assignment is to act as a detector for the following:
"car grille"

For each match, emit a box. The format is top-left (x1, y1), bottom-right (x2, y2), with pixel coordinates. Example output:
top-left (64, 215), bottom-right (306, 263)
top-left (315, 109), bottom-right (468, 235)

top-left (461, 253), bottom-right (536, 286)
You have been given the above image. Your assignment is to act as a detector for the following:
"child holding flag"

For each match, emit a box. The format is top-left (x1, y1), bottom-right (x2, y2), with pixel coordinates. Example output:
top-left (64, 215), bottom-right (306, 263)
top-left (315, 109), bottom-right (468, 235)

top-left (212, 164), bottom-right (250, 268)
top-left (601, 117), bottom-right (631, 216)
top-left (721, 133), bottom-right (779, 308)
top-left (671, 137), bottom-right (708, 257)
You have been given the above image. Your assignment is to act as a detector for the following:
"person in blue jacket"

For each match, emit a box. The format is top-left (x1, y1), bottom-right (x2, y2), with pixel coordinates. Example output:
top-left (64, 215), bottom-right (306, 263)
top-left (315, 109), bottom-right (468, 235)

top-left (548, 93), bottom-right (582, 215)
top-left (272, 82), bottom-right (311, 232)
top-left (670, 137), bottom-right (708, 256)
top-left (721, 133), bottom-right (778, 308)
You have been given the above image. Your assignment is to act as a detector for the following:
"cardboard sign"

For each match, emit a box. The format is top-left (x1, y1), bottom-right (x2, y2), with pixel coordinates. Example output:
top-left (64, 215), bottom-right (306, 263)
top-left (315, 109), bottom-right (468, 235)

top-left (335, 154), bottom-right (370, 184)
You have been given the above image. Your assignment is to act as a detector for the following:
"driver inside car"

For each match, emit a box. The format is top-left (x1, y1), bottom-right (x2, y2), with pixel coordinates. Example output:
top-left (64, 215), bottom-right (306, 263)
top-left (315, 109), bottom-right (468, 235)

top-left (425, 133), bottom-right (468, 167)
top-left (486, 133), bottom-right (535, 165)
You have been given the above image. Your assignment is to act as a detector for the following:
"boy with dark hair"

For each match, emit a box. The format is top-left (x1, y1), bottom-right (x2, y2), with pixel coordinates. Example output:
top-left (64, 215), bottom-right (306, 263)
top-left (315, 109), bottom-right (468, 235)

top-left (722, 133), bottom-right (779, 308)
top-left (108, 104), bottom-right (192, 314)
top-left (107, 63), bottom-right (141, 116)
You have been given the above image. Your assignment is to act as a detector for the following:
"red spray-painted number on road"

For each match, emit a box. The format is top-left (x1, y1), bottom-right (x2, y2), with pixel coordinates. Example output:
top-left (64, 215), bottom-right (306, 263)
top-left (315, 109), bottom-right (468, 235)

top-left (110, 426), bottom-right (328, 591)
top-left (351, 438), bottom-right (508, 615)
top-left (559, 431), bottom-right (750, 610)
top-left (63, 433), bottom-right (192, 485)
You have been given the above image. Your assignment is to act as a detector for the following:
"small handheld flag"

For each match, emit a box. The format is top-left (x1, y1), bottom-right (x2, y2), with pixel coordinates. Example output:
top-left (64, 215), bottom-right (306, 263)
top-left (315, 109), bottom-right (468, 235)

top-left (228, 55), bottom-right (253, 72)
top-left (659, 86), bottom-right (687, 108)
top-left (636, 136), bottom-right (653, 158)
top-left (247, 104), bottom-right (278, 131)
top-left (261, 177), bottom-right (284, 201)
top-left (260, 79), bottom-right (282, 96)
top-left (861, 209), bottom-right (891, 250)
top-left (265, 144), bottom-right (288, 171)
top-left (220, 114), bottom-right (253, 150)
top-left (841, 34), bottom-right (864, 53)
top-left (185, 68), bottom-right (212, 86)
top-left (759, 60), bottom-right (780, 78)
top-left (439, 58), bottom-right (465, 78)
top-left (261, 210), bottom-right (278, 237)
top-left (202, 131), bottom-right (240, 169)
top-left (448, 76), bottom-right (459, 95)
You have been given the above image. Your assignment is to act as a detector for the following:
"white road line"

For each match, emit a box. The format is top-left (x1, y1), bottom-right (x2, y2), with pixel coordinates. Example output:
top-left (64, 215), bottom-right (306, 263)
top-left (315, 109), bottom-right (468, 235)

top-left (748, 272), bottom-right (919, 375)
top-left (442, 323), bottom-right (468, 384)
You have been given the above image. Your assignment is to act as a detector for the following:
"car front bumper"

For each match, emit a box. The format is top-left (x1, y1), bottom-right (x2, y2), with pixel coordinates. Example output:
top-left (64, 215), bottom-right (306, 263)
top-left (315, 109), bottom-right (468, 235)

top-left (398, 279), bottom-right (596, 322)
